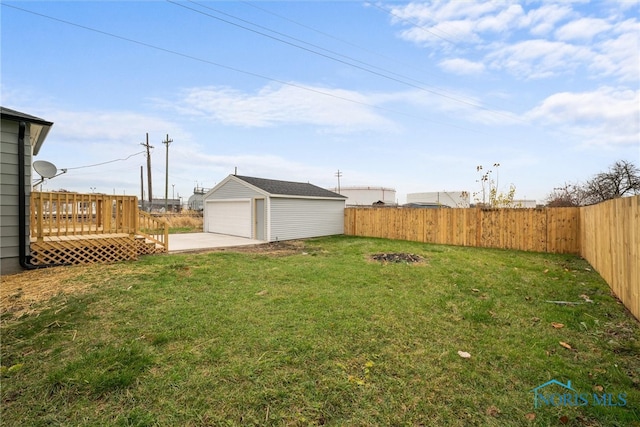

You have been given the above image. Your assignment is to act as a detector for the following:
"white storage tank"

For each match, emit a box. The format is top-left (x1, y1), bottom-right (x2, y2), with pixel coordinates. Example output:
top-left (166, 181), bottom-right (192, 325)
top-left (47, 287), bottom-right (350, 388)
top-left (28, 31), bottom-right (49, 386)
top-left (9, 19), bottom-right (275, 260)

top-left (329, 186), bottom-right (396, 206)
top-left (187, 186), bottom-right (210, 211)
top-left (406, 191), bottom-right (470, 208)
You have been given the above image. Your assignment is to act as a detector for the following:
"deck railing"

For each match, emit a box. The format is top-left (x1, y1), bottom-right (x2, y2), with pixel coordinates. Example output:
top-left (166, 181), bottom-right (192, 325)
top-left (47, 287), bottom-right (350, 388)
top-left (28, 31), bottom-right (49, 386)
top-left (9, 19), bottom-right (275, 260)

top-left (138, 211), bottom-right (169, 250)
top-left (30, 191), bottom-right (168, 251)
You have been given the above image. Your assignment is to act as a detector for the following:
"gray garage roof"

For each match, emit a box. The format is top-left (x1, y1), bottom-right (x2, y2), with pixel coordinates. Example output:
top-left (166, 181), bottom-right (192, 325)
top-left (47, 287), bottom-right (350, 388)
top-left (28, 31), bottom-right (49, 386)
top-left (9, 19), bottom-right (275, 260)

top-left (235, 175), bottom-right (346, 199)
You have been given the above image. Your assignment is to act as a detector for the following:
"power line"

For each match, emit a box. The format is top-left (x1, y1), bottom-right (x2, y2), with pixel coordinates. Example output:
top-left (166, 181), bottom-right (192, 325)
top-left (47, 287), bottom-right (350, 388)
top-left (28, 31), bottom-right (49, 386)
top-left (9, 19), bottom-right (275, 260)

top-left (240, 1), bottom-right (528, 123)
top-left (185, 1), bottom-right (445, 95)
top-left (64, 150), bottom-right (146, 170)
top-left (2, 2), bottom-right (481, 132)
top-left (241, 1), bottom-right (448, 86)
top-left (173, 0), bottom-right (515, 120)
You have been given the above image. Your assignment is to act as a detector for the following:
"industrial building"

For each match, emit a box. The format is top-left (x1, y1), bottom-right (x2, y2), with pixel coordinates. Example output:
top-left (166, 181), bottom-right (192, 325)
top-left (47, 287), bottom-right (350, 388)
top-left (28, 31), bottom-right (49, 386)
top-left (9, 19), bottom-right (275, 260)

top-left (187, 185), bottom-right (210, 211)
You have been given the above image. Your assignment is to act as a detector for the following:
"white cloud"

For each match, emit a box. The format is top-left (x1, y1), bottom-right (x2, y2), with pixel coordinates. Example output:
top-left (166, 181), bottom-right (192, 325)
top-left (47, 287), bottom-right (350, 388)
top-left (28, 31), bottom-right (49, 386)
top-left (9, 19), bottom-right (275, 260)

top-left (179, 152), bottom-right (336, 186)
top-left (415, 1), bottom-right (500, 22)
top-left (45, 110), bottom-right (186, 143)
top-left (438, 58), bottom-right (485, 75)
top-left (555, 17), bottom-right (612, 41)
top-left (388, 1), bottom-right (637, 84)
top-left (486, 39), bottom-right (593, 79)
top-left (605, 0), bottom-right (639, 11)
top-left (162, 84), bottom-right (395, 132)
top-left (476, 4), bottom-right (524, 33)
top-left (521, 4), bottom-right (573, 36)
top-left (396, 88), bottom-right (521, 126)
top-left (590, 19), bottom-right (640, 82)
top-left (526, 86), bottom-right (640, 146)
top-left (390, 1), bottom-right (517, 45)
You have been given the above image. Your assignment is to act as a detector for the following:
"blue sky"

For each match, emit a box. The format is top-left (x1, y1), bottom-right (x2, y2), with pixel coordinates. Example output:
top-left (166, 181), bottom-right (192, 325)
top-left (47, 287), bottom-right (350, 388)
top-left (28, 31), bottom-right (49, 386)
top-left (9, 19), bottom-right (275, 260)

top-left (2, 1), bottom-right (638, 204)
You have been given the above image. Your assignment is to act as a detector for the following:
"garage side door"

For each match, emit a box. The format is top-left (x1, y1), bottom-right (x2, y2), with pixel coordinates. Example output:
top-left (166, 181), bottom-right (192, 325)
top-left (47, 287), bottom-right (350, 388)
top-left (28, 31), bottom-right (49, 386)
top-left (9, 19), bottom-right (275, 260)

top-left (205, 200), bottom-right (251, 238)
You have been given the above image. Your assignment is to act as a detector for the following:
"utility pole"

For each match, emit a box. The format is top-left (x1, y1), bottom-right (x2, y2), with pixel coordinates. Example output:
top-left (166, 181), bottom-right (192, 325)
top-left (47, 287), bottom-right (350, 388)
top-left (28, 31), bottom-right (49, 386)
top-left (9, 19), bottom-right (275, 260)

top-left (140, 133), bottom-right (153, 211)
top-left (162, 134), bottom-right (173, 212)
top-left (140, 166), bottom-right (144, 206)
top-left (335, 169), bottom-right (342, 194)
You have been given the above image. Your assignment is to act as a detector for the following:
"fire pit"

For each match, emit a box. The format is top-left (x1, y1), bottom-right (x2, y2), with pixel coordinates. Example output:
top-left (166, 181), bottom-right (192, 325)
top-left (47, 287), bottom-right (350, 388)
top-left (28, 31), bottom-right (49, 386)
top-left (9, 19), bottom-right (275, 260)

top-left (370, 253), bottom-right (424, 263)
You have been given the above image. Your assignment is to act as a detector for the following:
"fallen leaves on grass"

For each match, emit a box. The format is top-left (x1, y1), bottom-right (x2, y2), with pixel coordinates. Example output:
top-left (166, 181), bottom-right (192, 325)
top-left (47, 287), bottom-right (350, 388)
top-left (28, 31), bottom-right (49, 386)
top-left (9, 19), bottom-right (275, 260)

top-left (559, 341), bottom-right (573, 350)
top-left (485, 405), bottom-right (500, 417)
top-left (525, 413), bottom-right (536, 421)
top-left (551, 322), bottom-right (565, 329)
top-left (579, 294), bottom-right (594, 303)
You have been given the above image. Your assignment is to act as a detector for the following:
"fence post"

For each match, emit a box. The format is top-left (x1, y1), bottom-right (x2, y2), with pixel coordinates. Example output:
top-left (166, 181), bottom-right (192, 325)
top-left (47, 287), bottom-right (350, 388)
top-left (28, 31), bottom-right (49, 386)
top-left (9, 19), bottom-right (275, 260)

top-left (103, 196), bottom-right (111, 233)
top-left (134, 197), bottom-right (140, 235)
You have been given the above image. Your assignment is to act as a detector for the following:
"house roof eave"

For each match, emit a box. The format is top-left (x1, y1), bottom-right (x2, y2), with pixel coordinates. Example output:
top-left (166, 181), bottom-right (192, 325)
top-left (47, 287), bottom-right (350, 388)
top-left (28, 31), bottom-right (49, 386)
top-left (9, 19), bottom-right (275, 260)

top-left (1, 107), bottom-right (53, 154)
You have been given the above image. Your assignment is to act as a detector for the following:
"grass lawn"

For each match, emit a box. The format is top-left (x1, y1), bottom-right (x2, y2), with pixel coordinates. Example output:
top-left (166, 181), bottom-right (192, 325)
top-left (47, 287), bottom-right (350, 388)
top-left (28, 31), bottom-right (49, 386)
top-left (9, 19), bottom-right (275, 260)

top-left (1, 236), bottom-right (638, 426)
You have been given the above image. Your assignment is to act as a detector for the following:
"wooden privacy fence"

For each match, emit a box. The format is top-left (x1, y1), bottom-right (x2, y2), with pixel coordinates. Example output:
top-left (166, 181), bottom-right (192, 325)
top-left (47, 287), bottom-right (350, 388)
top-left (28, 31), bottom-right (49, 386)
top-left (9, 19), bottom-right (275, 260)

top-left (344, 207), bottom-right (581, 254)
top-left (580, 195), bottom-right (639, 321)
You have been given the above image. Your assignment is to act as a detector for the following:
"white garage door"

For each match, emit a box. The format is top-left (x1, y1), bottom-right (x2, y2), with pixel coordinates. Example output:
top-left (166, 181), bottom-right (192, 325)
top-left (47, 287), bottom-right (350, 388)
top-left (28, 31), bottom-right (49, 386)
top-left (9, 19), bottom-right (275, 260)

top-left (206, 200), bottom-right (251, 238)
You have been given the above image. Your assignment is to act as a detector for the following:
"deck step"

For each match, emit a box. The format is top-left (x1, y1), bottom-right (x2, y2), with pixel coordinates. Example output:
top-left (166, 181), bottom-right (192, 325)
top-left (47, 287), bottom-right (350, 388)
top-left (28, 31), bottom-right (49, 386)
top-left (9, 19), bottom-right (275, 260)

top-left (135, 235), bottom-right (166, 253)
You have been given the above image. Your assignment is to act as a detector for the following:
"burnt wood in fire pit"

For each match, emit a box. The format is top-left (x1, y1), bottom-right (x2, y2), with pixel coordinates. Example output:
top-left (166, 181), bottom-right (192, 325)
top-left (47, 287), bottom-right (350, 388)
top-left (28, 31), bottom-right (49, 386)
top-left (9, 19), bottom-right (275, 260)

top-left (371, 253), bottom-right (423, 263)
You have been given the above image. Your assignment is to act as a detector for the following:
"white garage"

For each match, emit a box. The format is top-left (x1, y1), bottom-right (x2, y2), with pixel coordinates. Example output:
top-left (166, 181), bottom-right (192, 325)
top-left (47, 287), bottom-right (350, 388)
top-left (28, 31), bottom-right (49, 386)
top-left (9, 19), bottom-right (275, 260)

top-left (203, 175), bottom-right (346, 242)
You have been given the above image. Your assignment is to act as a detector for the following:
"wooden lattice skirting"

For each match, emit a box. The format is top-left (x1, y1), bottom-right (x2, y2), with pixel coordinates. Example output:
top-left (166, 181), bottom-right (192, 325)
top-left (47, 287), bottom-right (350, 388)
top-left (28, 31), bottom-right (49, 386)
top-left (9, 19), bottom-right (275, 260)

top-left (29, 234), bottom-right (165, 266)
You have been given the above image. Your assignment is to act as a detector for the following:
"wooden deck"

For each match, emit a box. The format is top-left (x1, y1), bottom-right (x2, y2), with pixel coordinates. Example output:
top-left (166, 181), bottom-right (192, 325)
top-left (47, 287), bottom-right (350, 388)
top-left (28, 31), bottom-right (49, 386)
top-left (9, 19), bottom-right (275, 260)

top-left (30, 192), bottom-right (168, 266)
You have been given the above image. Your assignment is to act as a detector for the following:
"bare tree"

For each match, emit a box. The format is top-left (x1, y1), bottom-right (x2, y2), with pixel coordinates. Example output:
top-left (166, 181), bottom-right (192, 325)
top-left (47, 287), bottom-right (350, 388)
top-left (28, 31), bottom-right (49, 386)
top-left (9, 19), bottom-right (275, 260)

top-left (545, 182), bottom-right (586, 207)
top-left (473, 163), bottom-right (519, 207)
top-left (546, 160), bottom-right (640, 207)
top-left (583, 160), bottom-right (640, 204)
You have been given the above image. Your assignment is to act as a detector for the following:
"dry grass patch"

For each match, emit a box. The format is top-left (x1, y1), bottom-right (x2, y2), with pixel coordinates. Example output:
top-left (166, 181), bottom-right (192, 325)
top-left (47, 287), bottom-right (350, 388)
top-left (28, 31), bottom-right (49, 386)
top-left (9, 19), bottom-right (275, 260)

top-left (1, 268), bottom-right (90, 320)
top-left (160, 212), bottom-right (203, 233)
top-left (0, 264), bottom-right (152, 321)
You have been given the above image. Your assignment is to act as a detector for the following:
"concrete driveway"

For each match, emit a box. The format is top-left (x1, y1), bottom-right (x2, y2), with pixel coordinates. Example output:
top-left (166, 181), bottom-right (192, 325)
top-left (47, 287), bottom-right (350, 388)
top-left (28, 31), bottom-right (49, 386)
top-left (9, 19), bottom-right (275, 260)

top-left (168, 233), bottom-right (264, 253)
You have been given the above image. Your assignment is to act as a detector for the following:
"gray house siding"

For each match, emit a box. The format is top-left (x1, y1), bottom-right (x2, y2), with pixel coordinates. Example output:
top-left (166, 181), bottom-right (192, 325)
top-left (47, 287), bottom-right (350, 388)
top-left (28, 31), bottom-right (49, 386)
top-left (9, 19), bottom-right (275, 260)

top-left (269, 198), bottom-right (345, 241)
top-left (0, 119), bottom-right (32, 274)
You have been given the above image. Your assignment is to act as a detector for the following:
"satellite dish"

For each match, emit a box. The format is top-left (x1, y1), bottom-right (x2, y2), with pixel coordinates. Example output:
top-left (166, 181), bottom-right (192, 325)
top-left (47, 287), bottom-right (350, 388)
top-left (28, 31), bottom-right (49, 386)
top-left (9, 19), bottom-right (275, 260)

top-left (32, 160), bottom-right (66, 188)
top-left (33, 160), bottom-right (58, 178)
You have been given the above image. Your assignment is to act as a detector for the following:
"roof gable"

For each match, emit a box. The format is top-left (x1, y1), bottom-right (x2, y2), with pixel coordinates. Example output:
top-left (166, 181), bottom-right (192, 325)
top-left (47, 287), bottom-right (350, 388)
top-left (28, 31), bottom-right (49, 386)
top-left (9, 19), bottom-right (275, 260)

top-left (1, 107), bottom-right (53, 155)
top-left (234, 175), bottom-right (345, 199)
